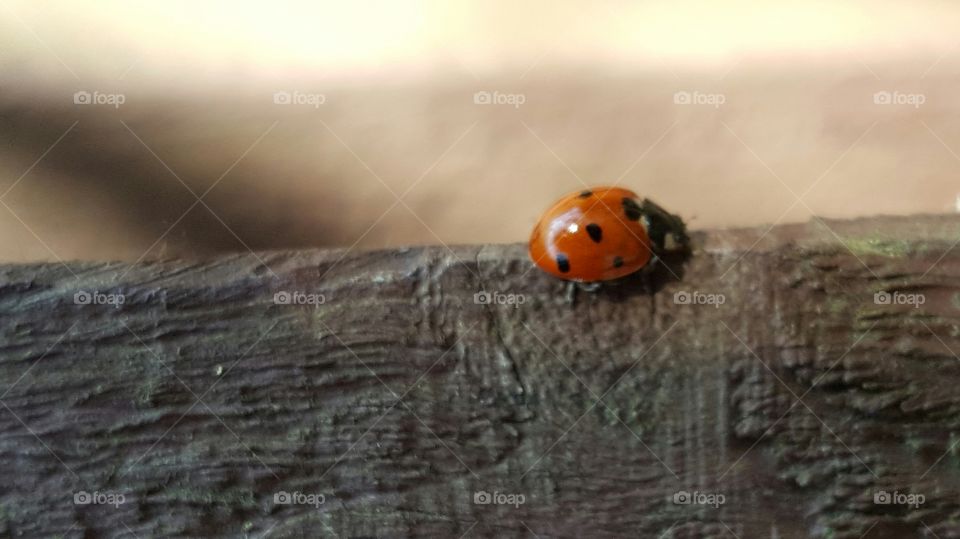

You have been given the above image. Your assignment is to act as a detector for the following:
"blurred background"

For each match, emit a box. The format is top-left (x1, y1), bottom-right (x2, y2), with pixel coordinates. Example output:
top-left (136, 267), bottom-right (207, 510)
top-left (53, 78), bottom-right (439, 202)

top-left (1, 0), bottom-right (959, 263)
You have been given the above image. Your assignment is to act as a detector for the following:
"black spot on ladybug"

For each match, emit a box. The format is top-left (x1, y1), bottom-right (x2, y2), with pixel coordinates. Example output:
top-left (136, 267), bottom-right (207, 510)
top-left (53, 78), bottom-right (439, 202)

top-left (613, 256), bottom-right (623, 268)
top-left (556, 254), bottom-right (570, 273)
top-left (622, 198), bottom-right (642, 221)
top-left (578, 190), bottom-right (593, 198)
top-left (585, 223), bottom-right (603, 243)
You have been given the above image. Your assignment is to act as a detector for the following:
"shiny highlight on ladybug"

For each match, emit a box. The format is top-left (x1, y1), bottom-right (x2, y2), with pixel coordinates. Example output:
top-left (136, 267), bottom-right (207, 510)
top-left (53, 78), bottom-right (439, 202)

top-left (528, 186), bottom-right (689, 282)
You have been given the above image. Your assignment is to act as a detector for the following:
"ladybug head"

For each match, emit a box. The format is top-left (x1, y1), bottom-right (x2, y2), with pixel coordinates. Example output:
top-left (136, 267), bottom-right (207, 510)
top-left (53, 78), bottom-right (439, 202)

top-left (638, 198), bottom-right (691, 255)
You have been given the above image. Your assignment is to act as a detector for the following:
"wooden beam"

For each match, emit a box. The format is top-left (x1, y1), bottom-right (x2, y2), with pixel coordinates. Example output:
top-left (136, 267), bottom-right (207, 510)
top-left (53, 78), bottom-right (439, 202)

top-left (2, 215), bottom-right (960, 538)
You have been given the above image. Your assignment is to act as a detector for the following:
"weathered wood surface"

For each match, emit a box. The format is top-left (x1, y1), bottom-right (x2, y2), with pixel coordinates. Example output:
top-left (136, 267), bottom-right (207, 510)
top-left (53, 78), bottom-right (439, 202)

top-left (2, 215), bottom-right (960, 538)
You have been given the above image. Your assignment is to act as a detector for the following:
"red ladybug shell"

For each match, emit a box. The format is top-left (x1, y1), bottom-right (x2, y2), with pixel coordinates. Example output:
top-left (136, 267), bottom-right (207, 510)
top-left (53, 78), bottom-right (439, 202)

top-left (528, 187), bottom-right (653, 282)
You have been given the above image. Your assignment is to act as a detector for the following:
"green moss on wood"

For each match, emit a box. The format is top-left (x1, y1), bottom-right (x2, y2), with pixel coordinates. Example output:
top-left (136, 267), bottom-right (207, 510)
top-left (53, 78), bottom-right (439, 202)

top-left (841, 237), bottom-right (915, 258)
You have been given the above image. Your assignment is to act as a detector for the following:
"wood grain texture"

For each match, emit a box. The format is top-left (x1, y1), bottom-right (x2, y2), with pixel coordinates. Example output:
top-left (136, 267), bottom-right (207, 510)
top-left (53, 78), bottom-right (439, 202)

top-left (2, 215), bottom-right (960, 538)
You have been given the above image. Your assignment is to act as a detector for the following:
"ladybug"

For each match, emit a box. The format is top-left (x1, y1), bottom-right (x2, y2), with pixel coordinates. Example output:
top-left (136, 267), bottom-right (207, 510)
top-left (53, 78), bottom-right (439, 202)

top-left (528, 186), bottom-right (689, 282)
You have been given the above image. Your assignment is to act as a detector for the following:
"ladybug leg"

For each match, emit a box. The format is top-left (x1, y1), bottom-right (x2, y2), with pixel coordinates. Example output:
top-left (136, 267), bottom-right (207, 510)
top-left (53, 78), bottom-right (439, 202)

top-left (579, 282), bottom-right (602, 293)
top-left (642, 254), bottom-right (660, 275)
top-left (639, 255), bottom-right (660, 315)
top-left (564, 281), bottom-right (601, 305)
top-left (564, 281), bottom-right (577, 305)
